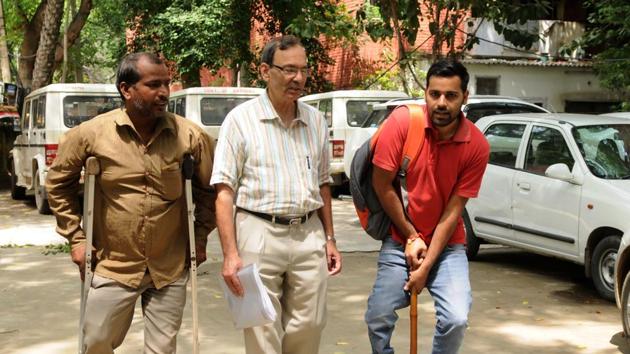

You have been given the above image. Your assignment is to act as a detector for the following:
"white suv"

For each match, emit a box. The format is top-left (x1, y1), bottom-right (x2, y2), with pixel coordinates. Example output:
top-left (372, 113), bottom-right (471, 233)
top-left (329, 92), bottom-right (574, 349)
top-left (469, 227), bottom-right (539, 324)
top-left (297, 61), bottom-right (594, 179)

top-left (9, 84), bottom-right (122, 214)
top-left (344, 95), bottom-right (549, 178)
top-left (468, 113), bottom-right (630, 301)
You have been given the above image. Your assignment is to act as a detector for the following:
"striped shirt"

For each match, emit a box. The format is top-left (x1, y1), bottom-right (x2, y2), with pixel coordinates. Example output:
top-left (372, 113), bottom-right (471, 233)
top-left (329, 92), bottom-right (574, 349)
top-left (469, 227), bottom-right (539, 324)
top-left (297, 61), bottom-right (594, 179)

top-left (210, 91), bottom-right (331, 215)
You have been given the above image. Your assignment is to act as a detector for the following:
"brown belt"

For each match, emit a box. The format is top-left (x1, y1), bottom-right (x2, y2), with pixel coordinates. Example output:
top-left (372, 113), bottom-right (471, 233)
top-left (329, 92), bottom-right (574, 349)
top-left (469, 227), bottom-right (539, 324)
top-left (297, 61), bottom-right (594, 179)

top-left (237, 208), bottom-right (315, 225)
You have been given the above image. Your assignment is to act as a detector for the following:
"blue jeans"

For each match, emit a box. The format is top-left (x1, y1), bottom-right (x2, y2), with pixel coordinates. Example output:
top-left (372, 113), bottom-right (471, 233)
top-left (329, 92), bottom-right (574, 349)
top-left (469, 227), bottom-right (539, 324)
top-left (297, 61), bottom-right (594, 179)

top-left (365, 237), bottom-right (472, 354)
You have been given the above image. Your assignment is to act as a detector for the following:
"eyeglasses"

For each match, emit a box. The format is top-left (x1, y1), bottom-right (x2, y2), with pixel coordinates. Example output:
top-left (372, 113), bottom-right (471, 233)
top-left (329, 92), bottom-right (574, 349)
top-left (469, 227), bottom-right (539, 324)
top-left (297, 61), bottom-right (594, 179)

top-left (270, 64), bottom-right (311, 78)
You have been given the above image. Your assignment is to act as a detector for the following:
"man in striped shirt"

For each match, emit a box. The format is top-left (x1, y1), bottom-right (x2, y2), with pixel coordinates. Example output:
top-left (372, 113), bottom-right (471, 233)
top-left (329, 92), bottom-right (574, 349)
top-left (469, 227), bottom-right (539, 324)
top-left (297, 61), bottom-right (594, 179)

top-left (211, 35), bottom-right (342, 354)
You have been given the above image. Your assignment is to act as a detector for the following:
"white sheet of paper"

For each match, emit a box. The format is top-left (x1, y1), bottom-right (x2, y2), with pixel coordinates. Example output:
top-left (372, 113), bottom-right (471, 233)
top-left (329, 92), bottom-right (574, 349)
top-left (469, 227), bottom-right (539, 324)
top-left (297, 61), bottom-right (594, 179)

top-left (219, 263), bottom-right (277, 329)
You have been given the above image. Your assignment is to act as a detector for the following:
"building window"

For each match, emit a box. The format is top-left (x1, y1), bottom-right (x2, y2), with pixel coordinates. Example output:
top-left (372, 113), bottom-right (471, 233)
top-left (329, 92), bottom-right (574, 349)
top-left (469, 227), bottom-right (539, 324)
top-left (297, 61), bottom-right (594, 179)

top-left (476, 77), bottom-right (499, 95)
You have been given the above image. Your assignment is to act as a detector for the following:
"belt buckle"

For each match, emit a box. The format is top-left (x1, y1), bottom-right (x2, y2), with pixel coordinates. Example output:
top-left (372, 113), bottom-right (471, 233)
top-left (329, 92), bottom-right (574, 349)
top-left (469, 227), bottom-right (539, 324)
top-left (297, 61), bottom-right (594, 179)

top-left (289, 217), bottom-right (301, 226)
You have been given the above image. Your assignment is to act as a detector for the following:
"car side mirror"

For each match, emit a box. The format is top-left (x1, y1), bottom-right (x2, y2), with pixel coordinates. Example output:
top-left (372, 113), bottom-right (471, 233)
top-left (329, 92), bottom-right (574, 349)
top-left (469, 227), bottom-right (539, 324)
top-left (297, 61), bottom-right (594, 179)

top-left (545, 163), bottom-right (576, 183)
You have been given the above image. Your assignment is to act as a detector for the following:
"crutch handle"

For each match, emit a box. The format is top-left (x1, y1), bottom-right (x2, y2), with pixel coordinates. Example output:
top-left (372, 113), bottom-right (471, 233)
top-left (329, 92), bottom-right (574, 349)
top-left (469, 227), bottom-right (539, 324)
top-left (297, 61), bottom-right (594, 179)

top-left (183, 154), bottom-right (194, 180)
top-left (85, 157), bottom-right (100, 176)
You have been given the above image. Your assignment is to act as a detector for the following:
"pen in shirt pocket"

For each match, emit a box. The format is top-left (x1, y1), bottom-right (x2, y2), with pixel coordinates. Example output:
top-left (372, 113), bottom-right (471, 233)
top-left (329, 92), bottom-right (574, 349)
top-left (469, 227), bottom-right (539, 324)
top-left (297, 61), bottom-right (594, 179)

top-left (306, 156), bottom-right (311, 170)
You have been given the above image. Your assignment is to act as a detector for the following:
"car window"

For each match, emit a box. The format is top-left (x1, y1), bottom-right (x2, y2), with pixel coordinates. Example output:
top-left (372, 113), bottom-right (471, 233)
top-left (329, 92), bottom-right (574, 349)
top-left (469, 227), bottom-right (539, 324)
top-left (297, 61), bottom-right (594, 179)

top-left (362, 108), bottom-right (394, 128)
top-left (200, 97), bottom-right (250, 126)
top-left (524, 126), bottom-right (575, 174)
top-left (484, 123), bottom-right (526, 167)
top-left (506, 103), bottom-right (547, 114)
top-left (63, 95), bottom-right (123, 128)
top-left (465, 103), bottom-right (506, 122)
top-left (573, 124), bottom-right (630, 179)
top-left (346, 100), bottom-right (383, 127)
top-left (466, 102), bottom-right (547, 123)
top-left (318, 99), bottom-right (332, 127)
top-left (168, 100), bottom-right (175, 112)
top-left (35, 96), bottom-right (46, 128)
top-left (22, 100), bottom-right (31, 131)
top-left (175, 97), bottom-right (186, 117)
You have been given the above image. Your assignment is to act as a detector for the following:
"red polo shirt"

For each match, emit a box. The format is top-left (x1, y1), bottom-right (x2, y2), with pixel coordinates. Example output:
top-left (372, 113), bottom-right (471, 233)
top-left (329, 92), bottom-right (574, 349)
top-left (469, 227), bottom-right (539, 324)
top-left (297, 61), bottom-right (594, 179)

top-left (372, 105), bottom-right (490, 246)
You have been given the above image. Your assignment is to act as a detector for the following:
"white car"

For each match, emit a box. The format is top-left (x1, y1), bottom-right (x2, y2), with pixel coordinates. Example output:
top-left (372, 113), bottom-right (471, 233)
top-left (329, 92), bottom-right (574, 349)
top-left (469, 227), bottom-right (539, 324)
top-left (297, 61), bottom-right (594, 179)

top-left (467, 113), bottom-right (630, 301)
top-left (299, 90), bottom-right (408, 188)
top-left (344, 95), bottom-right (550, 178)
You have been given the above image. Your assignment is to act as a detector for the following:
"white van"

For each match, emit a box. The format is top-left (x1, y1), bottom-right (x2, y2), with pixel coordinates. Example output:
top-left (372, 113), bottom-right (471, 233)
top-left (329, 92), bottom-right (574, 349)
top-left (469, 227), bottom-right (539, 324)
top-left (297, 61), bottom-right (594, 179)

top-left (299, 90), bottom-right (407, 187)
top-left (168, 87), bottom-right (264, 140)
top-left (9, 84), bottom-right (122, 214)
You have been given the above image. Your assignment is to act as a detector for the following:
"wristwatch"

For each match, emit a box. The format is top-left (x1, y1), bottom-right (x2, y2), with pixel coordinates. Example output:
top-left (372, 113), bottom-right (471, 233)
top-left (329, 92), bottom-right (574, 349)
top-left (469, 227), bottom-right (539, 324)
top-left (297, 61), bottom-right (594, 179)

top-left (326, 235), bottom-right (337, 243)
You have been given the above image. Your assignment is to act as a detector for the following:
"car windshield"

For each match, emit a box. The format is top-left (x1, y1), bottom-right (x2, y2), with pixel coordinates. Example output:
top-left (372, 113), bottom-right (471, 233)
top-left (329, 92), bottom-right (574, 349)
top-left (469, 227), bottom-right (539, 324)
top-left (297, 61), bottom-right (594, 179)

top-left (200, 97), bottom-right (252, 125)
top-left (63, 95), bottom-right (122, 128)
top-left (361, 108), bottom-right (394, 128)
top-left (572, 124), bottom-right (630, 179)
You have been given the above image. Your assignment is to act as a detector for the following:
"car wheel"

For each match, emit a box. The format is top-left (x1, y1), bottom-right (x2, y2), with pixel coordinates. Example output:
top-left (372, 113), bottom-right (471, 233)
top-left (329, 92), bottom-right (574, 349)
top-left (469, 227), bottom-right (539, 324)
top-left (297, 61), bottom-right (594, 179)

top-left (621, 272), bottom-right (630, 338)
top-left (34, 171), bottom-right (51, 215)
top-left (591, 235), bottom-right (620, 302)
top-left (9, 159), bottom-right (26, 200)
top-left (463, 210), bottom-right (480, 260)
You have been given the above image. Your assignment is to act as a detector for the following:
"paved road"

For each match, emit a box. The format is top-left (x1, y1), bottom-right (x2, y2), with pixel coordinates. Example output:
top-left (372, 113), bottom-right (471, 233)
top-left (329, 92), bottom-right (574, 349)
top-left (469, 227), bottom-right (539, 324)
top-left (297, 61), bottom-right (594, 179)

top-left (0, 190), bottom-right (628, 353)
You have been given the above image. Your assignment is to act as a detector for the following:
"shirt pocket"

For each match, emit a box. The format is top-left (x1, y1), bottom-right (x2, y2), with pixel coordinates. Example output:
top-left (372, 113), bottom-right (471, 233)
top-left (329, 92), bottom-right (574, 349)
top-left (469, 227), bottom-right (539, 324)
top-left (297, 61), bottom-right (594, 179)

top-left (158, 163), bottom-right (183, 201)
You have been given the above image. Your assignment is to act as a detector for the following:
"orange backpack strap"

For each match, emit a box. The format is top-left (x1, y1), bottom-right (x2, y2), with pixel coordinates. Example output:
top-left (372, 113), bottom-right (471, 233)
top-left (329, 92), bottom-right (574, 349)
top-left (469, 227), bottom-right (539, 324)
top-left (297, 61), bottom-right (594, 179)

top-left (400, 104), bottom-right (426, 175)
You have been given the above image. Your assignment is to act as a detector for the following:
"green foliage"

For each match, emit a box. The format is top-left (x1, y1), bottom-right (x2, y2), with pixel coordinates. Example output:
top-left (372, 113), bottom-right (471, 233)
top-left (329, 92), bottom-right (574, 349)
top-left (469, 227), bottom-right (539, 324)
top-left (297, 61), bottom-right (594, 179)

top-left (580, 0), bottom-right (630, 100)
top-left (134, 0), bottom-right (253, 86)
top-left (42, 242), bottom-right (71, 255)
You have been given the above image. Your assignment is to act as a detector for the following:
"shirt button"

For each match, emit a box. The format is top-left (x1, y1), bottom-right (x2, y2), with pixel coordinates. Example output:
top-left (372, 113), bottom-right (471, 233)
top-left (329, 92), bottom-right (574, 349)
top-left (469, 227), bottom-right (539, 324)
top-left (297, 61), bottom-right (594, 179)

top-left (145, 171), bottom-right (150, 176)
top-left (144, 216), bottom-right (149, 220)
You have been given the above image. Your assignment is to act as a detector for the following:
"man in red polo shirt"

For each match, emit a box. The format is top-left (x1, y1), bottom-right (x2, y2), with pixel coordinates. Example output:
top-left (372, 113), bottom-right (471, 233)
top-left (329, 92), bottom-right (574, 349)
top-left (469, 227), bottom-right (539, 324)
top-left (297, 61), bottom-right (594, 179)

top-left (365, 59), bottom-right (490, 354)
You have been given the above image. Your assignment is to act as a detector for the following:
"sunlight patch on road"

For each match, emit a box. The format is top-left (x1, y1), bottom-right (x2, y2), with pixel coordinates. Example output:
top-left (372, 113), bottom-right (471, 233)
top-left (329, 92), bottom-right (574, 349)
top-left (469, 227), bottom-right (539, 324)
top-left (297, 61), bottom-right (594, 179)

top-left (493, 321), bottom-right (621, 352)
top-left (0, 225), bottom-right (65, 246)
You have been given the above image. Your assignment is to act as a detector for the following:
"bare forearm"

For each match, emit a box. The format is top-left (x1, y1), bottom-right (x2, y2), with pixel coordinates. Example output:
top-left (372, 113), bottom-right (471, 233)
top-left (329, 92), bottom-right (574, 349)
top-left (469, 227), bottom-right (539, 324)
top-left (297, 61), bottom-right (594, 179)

top-left (317, 184), bottom-right (334, 236)
top-left (375, 185), bottom-right (416, 238)
top-left (215, 187), bottom-right (238, 258)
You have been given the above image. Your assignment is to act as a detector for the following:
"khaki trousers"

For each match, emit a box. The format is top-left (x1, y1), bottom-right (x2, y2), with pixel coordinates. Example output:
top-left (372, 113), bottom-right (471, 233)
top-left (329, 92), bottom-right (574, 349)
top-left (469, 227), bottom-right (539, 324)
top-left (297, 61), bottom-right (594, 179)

top-left (236, 210), bottom-right (328, 354)
top-left (82, 271), bottom-right (188, 354)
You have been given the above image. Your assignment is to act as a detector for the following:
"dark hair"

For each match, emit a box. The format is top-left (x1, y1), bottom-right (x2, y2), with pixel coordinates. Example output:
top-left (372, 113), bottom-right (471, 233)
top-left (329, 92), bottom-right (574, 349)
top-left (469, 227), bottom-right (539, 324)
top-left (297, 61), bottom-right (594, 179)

top-left (426, 59), bottom-right (469, 92)
top-left (260, 35), bottom-right (304, 65)
top-left (115, 52), bottom-right (164, 101)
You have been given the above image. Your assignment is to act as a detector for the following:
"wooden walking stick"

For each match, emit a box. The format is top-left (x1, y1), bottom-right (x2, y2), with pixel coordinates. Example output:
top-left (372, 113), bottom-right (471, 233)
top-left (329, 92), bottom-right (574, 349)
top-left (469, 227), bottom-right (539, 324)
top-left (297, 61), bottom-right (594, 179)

top-left (183, 154), bottom-right (199, 354)
top-left (410, 291), bottom-right (418, 354)
top-left (78, 156), bottom-right (100, 354)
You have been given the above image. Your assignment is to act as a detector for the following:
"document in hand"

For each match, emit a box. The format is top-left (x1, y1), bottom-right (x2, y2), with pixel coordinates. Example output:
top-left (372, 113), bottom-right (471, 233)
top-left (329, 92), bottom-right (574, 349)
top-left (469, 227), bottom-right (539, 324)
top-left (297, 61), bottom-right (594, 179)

top-left (219, 263), bottom-right (277, 329)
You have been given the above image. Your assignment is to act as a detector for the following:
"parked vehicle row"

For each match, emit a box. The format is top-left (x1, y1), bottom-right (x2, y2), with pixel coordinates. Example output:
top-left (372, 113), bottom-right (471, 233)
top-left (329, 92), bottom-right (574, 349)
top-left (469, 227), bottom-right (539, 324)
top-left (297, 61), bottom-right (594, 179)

top-left (299, 90), bottom-right (408, 188)
top-left (9, 84), bottom-right (122, 214)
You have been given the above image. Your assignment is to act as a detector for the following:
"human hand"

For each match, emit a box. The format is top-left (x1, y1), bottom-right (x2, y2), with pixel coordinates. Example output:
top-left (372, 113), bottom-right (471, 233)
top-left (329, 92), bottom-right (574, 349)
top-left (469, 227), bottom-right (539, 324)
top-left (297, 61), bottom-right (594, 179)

top-left (222, 253), bottom-right (244, 296)
top-left (405, 237), bottom-right (427, 270)
top-left (71, 243), bottom-right (95, 281)
top-left (326, 239), bottom-right (342, 276)
top-left (404, 266), bottom-right (429, 294)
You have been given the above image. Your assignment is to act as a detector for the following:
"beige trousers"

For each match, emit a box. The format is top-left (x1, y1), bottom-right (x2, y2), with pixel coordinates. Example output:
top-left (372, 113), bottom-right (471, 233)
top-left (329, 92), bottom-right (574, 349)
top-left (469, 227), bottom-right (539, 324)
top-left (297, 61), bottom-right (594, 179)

top-left (82, 271), bottom-right (188, 354)
top-left (236, 210), bottom-right (329, 354)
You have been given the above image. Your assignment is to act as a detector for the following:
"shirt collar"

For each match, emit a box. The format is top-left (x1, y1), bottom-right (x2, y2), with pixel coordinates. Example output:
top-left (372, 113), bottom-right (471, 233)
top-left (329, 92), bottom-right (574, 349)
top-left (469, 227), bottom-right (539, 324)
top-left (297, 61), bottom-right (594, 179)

top-left (114, 108), bottom-right (177, 136)
top-left (259, 90), bottom-right (308, 126)
top-left (423, 105), bottom-right (471, 143)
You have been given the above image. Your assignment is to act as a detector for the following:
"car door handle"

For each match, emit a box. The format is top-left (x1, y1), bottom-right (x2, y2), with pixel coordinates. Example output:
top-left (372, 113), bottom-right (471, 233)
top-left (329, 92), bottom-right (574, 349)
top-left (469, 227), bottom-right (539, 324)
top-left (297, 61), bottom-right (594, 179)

top-left (517, 182), bottom-right (531, 191)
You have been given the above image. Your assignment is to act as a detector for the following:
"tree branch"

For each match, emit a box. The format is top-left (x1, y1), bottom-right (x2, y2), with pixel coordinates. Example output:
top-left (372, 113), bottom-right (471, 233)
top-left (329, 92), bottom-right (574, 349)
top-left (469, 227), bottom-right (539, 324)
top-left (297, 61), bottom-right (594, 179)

top-left (53, 0), bottom-right (93, 68)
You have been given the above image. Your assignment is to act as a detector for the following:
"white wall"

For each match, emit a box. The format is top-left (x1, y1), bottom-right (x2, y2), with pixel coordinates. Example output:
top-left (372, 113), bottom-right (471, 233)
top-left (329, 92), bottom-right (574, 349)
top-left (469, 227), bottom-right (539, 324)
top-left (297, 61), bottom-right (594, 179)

top-left (466, 64), bottom-right (618, 112)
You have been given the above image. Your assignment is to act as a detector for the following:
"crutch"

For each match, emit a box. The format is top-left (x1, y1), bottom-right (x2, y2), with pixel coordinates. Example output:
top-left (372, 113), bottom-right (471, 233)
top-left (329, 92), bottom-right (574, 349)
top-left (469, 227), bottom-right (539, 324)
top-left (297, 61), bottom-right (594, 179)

top-left (410, 291), bottom-right (418, 354)
top-left (182, 153), bottom-right (199, 354)
top-left (78, 156), bottom-right (100, 354)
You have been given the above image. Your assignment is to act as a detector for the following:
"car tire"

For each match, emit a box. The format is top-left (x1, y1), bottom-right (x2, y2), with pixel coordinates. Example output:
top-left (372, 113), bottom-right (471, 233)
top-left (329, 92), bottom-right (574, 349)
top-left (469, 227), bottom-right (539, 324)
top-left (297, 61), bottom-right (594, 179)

top-left (464, 210), bottom-right (480, 260)
top-left (621, 272), bottom-right (630, 338)
top-left (34, 171), bottom-right (52, 215)
top-left (591, 235), bottom-right (620, 302)
top-left (9, 159), bottom-right (26, 200)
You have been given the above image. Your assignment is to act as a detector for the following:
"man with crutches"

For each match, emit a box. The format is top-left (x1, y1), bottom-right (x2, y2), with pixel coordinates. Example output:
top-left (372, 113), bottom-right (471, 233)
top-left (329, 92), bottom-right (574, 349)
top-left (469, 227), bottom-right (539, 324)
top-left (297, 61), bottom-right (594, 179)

top-left (46, 52), bottom-right (216, 354)
top-left (364, 59), bottom-right (490, 354)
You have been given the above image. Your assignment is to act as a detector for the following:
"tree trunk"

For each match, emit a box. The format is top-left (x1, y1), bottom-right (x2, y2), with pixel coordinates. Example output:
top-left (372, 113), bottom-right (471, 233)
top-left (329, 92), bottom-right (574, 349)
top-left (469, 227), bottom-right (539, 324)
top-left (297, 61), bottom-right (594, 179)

top-left (32, 0), bottom-right (65, 91)
top-left (54, 0), bottom-right (92, 72)
top-left (18, 1), bottom-right (47, 90)
top-left (0, 0), bottom-right (12, 83)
